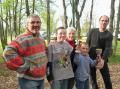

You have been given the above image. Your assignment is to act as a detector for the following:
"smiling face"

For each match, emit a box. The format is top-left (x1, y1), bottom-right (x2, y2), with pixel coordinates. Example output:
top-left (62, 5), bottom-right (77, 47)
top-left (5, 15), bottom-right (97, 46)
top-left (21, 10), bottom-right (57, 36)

top-left (57, 27), bottom-right (66, 42)
top-left (26, 15), bottom-right (41, 34)
top-left (80, 43), bottom-right (89, 55)
top-left (67, 31), bottom-right (75, 41)
top-left (66, 27), bottom-right (76, 41)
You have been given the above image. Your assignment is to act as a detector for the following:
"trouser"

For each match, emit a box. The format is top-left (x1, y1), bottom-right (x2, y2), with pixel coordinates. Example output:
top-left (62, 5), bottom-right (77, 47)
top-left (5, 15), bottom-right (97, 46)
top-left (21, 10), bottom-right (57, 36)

top-left (90, 62), bottom-right (112, 89)
top-left (51, 79), bottom-right (68, 89)
top-left (67, 77), bottom-right (75, 89)
top-left (75, 78), bottom-right (89, 89)
top-left (18, 77), bottom-right (44, 89)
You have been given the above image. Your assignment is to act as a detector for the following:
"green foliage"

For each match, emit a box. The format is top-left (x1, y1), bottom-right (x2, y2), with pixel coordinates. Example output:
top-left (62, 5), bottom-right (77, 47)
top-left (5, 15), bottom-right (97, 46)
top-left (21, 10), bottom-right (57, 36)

top-left (40, 10), bottom-right (56, 32)
top-left (81, 16), bottom-right (90, 35)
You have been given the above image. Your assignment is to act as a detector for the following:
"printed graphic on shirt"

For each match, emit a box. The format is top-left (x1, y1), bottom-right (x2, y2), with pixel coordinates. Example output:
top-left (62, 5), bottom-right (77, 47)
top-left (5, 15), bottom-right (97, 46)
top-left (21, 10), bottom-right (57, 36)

top-left (54, 47), bottom-right (70, 68)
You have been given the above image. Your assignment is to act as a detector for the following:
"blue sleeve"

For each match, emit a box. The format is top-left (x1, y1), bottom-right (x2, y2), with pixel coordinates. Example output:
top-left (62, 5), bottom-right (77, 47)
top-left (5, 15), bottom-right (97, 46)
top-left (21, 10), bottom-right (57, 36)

top-left (88, 57), bottom-right (96, 67)
top-left (73, 53), bottom-right (80, 65)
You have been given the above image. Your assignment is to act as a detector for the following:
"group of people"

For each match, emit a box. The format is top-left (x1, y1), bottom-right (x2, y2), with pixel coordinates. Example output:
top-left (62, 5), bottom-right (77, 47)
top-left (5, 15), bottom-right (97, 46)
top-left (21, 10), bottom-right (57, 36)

top-left (3, 14), bottom-right (113, 89)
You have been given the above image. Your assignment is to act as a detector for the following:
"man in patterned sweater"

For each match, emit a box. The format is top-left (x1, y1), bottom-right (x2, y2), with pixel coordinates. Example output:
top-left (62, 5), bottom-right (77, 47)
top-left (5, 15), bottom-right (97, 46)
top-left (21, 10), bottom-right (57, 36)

top-left (3, 14), bottom-right (48, 89)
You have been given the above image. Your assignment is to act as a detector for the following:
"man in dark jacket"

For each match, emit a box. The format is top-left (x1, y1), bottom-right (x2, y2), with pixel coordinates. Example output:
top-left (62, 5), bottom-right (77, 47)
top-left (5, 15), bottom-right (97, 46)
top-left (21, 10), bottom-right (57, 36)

top-left (87, 15), bottom-right (113, 89)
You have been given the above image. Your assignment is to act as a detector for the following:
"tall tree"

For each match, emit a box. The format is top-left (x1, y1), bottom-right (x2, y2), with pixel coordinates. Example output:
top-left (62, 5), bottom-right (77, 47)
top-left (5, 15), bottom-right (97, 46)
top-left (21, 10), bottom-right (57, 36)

top-left (46, 0), bottom-right (50, 42)
top-left (62, 0), bottom-right (68, 28)
top-left (13, 0), bottom-right (18, 37)
top-left (109, 0), bottom-right (115, 33)
top-left (32, 0), bottom-right (35, 13)
top-left (89, 0), bottom-right (94, 31)
top-left (114, 0), bottom-right (120, 54)
top-left (25, 0), bottom-right (30, 16)
top-left (74, 0), bottom-right (87, 39)
top-left (71, 0), bottom-right (75, 27)
top-left (0, 0), bottom-right (9, 50)
top-left (69, 0), bottom-right (75, 27)
top-left (18, 0), bottom-right (23, 35)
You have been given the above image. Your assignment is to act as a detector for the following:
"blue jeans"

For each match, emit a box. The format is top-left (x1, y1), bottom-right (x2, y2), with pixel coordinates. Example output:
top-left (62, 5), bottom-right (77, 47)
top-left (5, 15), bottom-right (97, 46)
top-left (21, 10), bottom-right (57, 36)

top-left (75, 79), bottom-right (89, 89)
top-left (51, 79), bottom-right (68, 89)
top-left (18, 78), bottom-right (44, 89)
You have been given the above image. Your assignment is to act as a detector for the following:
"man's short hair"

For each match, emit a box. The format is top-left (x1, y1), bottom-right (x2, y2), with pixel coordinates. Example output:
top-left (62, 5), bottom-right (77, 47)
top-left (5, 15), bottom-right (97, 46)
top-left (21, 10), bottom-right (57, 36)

top-left (99, 15), bottom-right (109, 22)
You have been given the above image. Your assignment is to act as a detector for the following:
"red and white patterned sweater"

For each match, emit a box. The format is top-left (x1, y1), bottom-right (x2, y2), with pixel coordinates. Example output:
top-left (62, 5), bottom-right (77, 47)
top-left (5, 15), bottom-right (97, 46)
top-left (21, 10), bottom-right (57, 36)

top-left (3, 31), bottom-right (48, 80)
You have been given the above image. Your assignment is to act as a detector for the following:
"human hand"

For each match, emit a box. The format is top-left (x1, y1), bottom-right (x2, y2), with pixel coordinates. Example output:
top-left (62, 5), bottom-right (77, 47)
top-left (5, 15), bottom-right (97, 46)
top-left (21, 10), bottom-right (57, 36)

top-left (49, 80), bottom-right (53, 85)
top-left (96, 55), bottom-right (101, 63)
top-left (96, 58), bottom-right (104, 69)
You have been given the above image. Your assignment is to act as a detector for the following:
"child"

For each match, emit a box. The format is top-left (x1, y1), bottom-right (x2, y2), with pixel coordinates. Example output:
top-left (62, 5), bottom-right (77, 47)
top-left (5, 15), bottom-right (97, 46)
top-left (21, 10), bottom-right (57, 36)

top-left (74, 42), bottom-right (103, 89)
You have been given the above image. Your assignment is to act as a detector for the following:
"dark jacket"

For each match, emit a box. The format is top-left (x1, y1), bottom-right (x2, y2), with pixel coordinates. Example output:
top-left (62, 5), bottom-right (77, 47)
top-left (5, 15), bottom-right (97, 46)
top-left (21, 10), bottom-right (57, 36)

top-left (87, 28), bottom-right (113, 62)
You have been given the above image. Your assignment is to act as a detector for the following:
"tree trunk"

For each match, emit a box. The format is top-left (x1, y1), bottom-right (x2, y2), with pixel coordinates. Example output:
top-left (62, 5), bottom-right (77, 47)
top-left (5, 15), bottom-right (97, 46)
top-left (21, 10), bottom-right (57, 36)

top-left (13, 0), bottom-right (18, 37)
top-left (18, 0), bottom-right (23, 35)
top-left (89, 0), bottom-right (94, 31)
top-left (0, 6), bottom-right (7, 50)
top-left (32, 0), bottom-right (35, 14)
top-left (114, 0), bottom-right (120, 54)
top-left (46, 0), bottom-right (50, 43)
top-left (62, 0), bottom-right (68, 28)
top-left (109, 0), bottom-right (115, 33)
top-left (25, 0), bottom-right (30, 16)
top-left (72, 0), bottom-right (75, 27)
top-left (75, 0), bottom-right (86, 39)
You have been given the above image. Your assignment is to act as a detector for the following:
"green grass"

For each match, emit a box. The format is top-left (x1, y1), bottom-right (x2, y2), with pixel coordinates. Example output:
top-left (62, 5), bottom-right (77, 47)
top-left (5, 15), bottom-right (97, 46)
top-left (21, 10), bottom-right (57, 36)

top-left (108, 40), bottom-right (120, 64)
top-left (109, 55), bottom-right (120, 64)
top-left (0, 58), bottom-right (4, 63)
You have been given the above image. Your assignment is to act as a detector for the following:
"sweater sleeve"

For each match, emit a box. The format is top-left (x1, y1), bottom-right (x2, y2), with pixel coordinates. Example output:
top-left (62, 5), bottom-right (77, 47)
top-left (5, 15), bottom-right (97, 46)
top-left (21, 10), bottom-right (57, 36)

top-left (89, 57), bottom-right (96, 67)
top-left (73, 53), bottom-right (80, 65)
top-left (3, 41), bottom-right (29, 73)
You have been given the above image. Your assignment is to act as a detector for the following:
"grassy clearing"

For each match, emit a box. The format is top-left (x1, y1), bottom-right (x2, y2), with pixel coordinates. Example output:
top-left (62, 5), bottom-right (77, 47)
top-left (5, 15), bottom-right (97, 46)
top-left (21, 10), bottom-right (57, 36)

top-left (109, 55), bottom-right (120, 64)
top-left (109, 40), bottom-right (120, 64)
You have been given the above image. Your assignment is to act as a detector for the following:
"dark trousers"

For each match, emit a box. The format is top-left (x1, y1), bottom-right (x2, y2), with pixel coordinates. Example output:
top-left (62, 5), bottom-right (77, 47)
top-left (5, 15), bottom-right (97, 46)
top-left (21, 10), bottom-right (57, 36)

top-left (90, 62), bottom-right (112, 89)
top-left (67, 77), bottom-right (75, 89)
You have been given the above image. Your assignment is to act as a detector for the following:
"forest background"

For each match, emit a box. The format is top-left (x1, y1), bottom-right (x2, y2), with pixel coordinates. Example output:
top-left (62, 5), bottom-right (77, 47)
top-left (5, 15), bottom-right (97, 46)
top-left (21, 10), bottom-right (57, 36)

top-left (0, 0), bottom-right (120, 89)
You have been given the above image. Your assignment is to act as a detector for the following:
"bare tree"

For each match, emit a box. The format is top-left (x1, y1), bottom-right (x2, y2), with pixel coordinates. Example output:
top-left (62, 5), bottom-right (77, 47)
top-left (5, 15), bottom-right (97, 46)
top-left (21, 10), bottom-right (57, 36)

top-left (13, 0), bottom-right (18, 37)
top-left (25, 0), bottom-right (30, 16)
top-left (46, 0), bottom-right (50, 42)
top-left (89, 0), bottom-right (94, 31)
top-left (109, 0), bottom-right (115, 33)
top-left (114, 0), bottom-right (120, 54)
top-left (74, 0), bottom-right (87, 39)
top-left (62, 0), bottom-right (68, 28)
top-left (18, 0), bottom-right (23, 35)
top-left (69, 0), bottom-right (75, 27)
top-left (32, 0), bottom-right (35, 14)
top-left (0, 3), bottom-right (8, 50)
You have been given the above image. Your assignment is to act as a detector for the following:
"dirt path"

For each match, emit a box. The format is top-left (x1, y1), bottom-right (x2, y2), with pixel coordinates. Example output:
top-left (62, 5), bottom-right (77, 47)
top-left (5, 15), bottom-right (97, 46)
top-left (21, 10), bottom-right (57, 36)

top-left (0, 63), bottom-right (120, 89)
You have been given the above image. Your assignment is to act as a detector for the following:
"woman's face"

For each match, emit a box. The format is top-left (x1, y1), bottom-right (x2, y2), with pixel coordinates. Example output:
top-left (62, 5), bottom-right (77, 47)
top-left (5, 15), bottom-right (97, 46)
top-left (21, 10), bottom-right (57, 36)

top-left (67, 31), bottom-right (75, 40)
top-left (57, 29), bottom-right (66, 42)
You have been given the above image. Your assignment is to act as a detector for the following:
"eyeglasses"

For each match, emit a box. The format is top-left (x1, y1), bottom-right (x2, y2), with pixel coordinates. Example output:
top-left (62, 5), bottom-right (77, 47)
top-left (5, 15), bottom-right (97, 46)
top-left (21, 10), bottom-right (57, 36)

top-left (29, 21), bottom-right (41, 24)
top-left (100, 20), bottom-right (108, 23)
